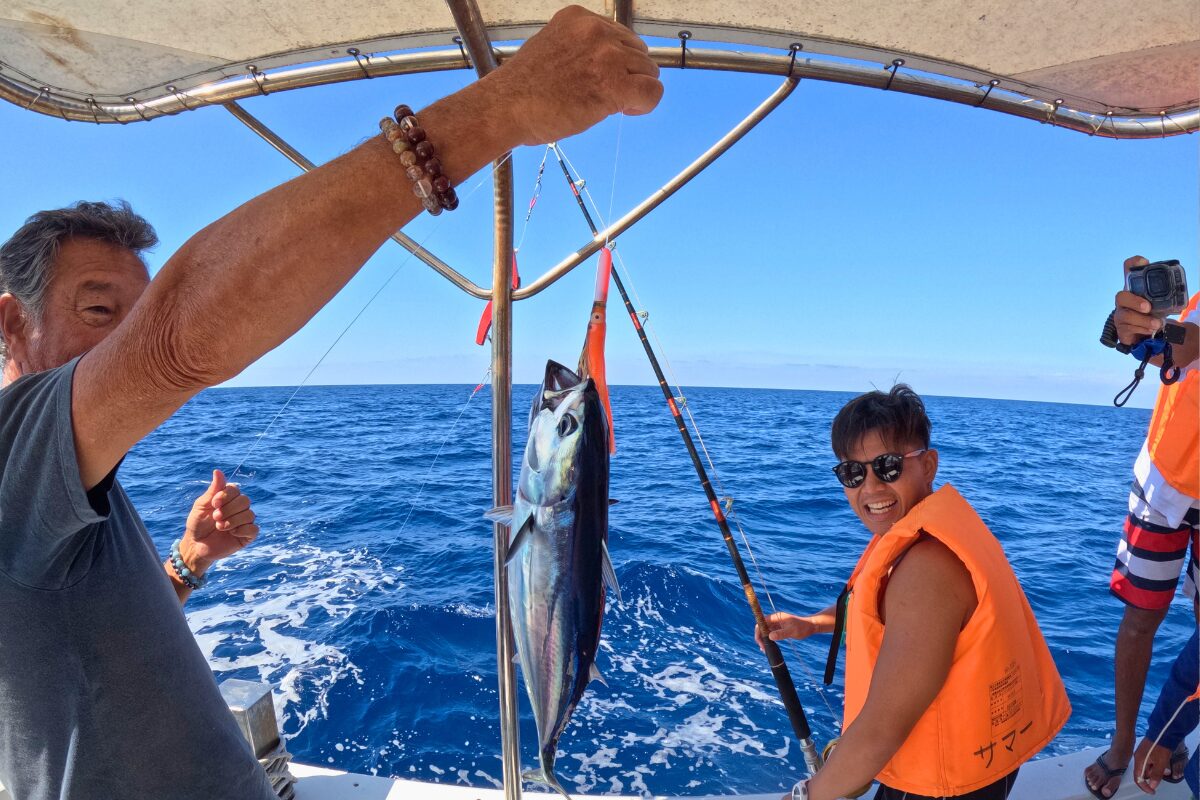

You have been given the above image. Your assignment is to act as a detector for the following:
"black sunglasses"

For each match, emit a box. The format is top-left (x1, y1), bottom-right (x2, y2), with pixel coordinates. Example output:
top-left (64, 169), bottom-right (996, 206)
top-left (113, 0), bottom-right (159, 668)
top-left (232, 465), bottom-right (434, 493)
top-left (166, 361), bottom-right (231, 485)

top-left (832, 449), bottom-right (927, 488)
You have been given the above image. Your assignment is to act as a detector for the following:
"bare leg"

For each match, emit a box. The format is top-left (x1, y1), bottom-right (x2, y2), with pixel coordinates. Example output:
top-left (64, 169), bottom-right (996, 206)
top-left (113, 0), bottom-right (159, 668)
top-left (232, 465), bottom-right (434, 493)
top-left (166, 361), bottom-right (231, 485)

top-left (1084, 604), bottom-right (1169, 798)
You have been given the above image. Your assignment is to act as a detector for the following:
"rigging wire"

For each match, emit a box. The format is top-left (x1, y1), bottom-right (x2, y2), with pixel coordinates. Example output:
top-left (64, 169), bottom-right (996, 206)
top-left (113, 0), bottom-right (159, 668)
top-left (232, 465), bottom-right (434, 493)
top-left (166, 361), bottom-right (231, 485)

top-left (388, 367), bottom-right (492, 551)
top-left (226, 152), bottom-right (513, 482)
top-left (554, 141), bottom-right (838, 722)
top-left (514, 146), bottom-right (550, 254)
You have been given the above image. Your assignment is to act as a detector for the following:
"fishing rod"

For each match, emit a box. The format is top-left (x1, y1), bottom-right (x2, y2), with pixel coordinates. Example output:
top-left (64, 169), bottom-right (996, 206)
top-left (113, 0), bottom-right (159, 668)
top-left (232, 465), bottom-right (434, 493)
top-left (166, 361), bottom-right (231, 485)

top-left (549, 143), bottom-right (824, 777)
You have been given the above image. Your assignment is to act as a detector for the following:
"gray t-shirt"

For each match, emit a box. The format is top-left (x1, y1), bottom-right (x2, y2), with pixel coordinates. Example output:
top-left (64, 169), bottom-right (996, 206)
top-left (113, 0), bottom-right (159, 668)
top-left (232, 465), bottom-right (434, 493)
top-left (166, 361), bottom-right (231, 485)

top-left (0, 359), bottom-right (276, 800)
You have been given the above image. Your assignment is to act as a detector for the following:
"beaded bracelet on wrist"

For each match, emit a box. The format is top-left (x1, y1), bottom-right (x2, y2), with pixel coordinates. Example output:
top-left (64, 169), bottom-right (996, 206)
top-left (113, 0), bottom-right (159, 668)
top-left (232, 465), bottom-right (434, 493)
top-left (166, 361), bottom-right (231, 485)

top-left (169, 538), bottom-right (206, 591)
top-left (380, 104), bottom-right (459, 215)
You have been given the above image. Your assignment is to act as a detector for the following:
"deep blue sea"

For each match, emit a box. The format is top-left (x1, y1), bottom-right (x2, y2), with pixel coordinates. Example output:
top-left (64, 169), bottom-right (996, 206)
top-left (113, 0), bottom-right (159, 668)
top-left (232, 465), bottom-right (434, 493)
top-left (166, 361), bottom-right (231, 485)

top-left (123, 385), bottom-right (1195, 796)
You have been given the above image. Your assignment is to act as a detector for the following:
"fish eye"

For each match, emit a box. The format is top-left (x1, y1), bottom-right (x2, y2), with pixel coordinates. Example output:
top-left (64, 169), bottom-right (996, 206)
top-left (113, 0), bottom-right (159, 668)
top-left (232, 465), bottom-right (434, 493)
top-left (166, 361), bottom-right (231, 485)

top-left (557, 414), bottom-right (579, 438)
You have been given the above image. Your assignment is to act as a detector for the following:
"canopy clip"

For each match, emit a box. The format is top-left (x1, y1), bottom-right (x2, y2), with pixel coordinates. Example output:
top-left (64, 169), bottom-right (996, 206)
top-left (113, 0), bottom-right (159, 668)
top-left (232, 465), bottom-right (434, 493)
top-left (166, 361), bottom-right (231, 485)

top-left (347, 48), bottom-right (372, 79)
top-left (974, 79), bottom-right (1000, 108)
top-left (678, 30), bottom-right (692, 69)
top-left (24, 85), bottom-right (49, 111)
top-left (1089, 110), bottom-right (1113, 137)
top-left (884, 59), bottom-right (904, 91)
top-left (637, 310), bottom-right (650, 323)
top-left (247, 65), bottom-right (268, 96)
top-left (674, 394), bottom-right (687, 408)
top-left (1044, 98), bottom-right (1064, 126)
top-left (452, 36), bottom-right (470, 68)
top-left (166, 85), bottom-right (193, 111)
top-left (126, 97), bottom-right (149, 122)
top-left (722, 496), bottom-right (735, 516)
top-left (86, 96), bottom-right (122, 125)
top-left (787, 43), bottom-right (803, 77)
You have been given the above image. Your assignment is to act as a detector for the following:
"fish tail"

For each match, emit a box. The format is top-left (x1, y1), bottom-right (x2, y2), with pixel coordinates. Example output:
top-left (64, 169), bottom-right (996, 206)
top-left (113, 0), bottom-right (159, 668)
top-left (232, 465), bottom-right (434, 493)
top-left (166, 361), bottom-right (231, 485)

top-left (522, 765), bottom-right (574, 800)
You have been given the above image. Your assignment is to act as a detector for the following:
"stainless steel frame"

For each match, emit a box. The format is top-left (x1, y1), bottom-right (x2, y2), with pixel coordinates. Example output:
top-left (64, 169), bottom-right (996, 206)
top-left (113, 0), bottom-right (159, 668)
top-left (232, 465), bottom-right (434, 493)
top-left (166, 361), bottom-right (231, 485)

top-left (1, 45), bottom-right (1194, 139)
top-left (222, 101), bottom-right (490, 299)
top-left (515, 76), bottom-right (798, 300)
top-left (442, 5), bottom-right (522, 800)
top-left (217, 64), bottom-right (806, 797)
top-left (30, 7), bottom-right (1185, 796)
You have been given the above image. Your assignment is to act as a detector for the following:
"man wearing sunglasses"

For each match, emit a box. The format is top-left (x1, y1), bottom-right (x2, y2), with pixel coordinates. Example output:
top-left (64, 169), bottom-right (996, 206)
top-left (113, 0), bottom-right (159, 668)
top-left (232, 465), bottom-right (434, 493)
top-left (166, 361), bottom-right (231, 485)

top-left (760, 385), bottom-right (1070, 800)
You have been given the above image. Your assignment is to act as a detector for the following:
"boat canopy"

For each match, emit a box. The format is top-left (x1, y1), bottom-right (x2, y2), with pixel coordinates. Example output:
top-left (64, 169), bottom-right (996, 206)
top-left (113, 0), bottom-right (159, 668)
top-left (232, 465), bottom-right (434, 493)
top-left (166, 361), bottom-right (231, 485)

top-left (1, 1), bottom-right (1197, 136)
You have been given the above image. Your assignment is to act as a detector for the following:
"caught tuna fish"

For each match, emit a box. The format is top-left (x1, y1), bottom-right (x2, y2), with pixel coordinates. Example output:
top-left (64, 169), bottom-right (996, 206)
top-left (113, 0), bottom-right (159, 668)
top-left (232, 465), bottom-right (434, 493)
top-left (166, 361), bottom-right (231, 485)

top-left (487, 360), bottom-right (619, 798)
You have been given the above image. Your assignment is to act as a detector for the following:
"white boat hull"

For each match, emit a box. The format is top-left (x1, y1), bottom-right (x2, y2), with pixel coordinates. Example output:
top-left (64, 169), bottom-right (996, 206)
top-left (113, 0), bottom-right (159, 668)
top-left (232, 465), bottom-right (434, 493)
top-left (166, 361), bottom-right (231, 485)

top-left (1, 741), bottom-right (1193, 800)
top-left (284, 741), bottom-right (1196, 800)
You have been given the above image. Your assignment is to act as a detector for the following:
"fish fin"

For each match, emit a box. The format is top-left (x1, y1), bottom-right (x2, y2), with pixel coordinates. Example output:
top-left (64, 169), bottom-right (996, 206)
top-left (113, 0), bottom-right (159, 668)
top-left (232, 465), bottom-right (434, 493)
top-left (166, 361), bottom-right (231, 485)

top-left (523, 769), bottom-right (573, 800)
top-left (503, 516), bottom-right (535, 567)
top-left (608, 498), bottom-right (620, 506)
top-left (601, 540), bottom-right (621, 603)
top-left (589, 663), bottom-right (608, 687)
top-left (484, 505), bottom-right (514, 524)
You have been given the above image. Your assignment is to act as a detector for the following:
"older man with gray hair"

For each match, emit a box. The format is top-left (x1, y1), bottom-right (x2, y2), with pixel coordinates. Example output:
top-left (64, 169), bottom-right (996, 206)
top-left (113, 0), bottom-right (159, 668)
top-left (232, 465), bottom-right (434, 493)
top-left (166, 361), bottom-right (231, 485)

top-left (0, 7), bottom-right (662, 799)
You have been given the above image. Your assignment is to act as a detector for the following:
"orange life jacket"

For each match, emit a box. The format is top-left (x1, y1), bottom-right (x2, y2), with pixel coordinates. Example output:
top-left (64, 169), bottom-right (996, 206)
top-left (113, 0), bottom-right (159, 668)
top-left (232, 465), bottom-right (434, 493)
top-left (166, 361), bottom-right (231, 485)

top-left (842, 485), bottom-right (1071, 797)
top-left (1145, 292), bottom-right (1200, 498)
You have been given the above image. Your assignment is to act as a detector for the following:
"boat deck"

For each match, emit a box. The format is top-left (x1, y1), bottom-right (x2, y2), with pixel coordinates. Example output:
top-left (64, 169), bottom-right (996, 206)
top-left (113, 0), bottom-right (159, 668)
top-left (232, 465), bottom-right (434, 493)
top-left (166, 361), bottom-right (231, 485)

top-left (0, 742), bottom-right (1193, 800)
top-left (281, 742), bottom-right (1196, 800)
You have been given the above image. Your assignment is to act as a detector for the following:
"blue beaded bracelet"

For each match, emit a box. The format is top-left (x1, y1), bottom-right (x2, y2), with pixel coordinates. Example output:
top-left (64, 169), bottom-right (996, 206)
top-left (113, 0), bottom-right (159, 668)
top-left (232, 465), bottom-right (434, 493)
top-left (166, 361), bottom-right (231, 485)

top-left (170, 539), bottom-right (206, 591)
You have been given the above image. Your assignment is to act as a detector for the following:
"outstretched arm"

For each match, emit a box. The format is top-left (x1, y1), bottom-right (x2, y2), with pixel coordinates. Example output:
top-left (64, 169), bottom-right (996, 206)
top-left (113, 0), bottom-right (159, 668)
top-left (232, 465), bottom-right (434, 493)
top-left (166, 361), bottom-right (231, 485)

top-left (71, 6), bottom-right (663, 491)
top-left (754, 606), bottom-right (837, 651)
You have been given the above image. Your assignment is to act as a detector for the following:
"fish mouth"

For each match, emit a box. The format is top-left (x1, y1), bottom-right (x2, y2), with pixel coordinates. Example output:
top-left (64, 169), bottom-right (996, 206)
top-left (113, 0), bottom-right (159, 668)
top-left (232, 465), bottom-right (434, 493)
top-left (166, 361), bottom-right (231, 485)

top-left (532, 360), bottom-right (587, 419)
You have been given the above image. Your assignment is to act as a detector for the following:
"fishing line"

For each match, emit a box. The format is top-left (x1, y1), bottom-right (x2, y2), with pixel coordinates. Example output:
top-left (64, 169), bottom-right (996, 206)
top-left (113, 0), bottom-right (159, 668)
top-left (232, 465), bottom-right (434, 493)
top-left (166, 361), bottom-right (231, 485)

top-left (388, 366), bottom-right (492, 551)
top-left (556, 142), bottom-right (838, 721)
top-left (1137, 695), bottom-right (1194, 786)
top-left (226, 152), bottom-right (513, 482)
top-left (515, 146), bottom-right (550, 254)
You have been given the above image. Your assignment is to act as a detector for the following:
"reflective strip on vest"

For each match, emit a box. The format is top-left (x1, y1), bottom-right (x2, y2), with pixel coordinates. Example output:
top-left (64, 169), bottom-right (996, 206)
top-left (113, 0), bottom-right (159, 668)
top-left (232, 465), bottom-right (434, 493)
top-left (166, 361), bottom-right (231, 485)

top-left (842, 485), bottom-right (1071, 796)
top-left (1147, 292), bottom-right (1200, 499)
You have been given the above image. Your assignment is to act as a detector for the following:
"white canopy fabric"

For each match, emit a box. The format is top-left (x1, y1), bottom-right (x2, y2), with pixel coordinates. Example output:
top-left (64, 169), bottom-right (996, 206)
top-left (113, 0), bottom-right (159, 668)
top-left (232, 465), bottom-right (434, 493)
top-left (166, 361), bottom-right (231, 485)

top-left (1, 0), bottom-right (1196, 120)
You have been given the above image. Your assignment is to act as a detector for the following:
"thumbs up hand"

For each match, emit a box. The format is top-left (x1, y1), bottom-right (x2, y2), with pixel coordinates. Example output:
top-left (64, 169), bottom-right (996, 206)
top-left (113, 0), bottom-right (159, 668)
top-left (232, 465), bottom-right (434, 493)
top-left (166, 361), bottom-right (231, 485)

top-left (180, 469), bottom-right (260, 575)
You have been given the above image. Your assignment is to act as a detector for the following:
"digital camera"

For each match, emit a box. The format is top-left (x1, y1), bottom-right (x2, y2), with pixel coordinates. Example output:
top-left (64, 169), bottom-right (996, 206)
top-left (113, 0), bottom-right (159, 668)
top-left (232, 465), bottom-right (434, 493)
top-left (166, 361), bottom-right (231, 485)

top-left (1100, 259), bottom-right (1189, 352)
top-left (1125, 260), bottom-right (1188, 317)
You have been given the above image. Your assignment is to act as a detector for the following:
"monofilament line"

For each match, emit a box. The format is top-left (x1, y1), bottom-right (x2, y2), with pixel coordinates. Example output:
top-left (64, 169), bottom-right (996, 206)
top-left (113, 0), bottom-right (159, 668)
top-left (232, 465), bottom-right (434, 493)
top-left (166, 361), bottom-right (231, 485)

top-left (227, 153), bottom-right (513, 481)
top-left (556, 141), bottom-right (838, 722)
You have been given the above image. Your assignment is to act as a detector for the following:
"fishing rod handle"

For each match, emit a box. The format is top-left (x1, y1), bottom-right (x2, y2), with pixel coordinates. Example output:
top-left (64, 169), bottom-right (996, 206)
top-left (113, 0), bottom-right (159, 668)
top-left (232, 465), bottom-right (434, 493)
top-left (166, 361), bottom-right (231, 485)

top-left (763, 636), bottom-right (814, 741)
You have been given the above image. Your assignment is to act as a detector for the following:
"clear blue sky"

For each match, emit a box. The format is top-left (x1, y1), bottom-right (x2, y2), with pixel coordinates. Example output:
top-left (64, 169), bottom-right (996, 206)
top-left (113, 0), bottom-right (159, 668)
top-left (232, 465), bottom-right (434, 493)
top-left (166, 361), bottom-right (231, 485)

top-left (1, 57), bottom-right (1196, 407)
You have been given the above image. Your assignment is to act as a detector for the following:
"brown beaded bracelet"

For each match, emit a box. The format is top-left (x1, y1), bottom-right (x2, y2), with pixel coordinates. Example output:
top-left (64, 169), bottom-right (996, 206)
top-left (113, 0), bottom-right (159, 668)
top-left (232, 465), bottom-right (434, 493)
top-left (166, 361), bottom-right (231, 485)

top-left (380, 104), bottom-right (459, 215)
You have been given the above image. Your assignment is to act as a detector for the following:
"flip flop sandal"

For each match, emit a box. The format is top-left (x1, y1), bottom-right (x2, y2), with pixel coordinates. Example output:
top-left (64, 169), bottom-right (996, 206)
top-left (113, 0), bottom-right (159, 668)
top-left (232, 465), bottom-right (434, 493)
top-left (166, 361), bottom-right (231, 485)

top-left (1162, 741), bottom-right (1190, 784)
top-left (1086, 752), bottom-right (1127, 800)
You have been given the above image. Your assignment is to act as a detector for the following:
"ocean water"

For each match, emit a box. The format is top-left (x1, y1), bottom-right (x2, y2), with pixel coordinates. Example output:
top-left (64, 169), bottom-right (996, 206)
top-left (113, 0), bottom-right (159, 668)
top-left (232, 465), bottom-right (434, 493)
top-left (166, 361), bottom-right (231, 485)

top-left (122, 384), bottom-right (1196, 796)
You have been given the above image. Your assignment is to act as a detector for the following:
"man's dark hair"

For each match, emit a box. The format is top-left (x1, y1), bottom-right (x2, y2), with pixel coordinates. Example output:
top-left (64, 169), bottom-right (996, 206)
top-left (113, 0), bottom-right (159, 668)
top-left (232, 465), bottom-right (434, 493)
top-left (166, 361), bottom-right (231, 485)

top-left (0, 200), bottom-right (157, 367)
top-left (830, 384), bottom-right (931, 459)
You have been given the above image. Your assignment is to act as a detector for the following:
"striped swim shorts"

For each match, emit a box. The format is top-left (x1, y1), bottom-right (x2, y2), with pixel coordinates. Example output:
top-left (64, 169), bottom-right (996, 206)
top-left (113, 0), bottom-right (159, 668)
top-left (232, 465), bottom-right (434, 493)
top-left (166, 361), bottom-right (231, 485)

top-left (1110, 467), bottom-right (1200, 611)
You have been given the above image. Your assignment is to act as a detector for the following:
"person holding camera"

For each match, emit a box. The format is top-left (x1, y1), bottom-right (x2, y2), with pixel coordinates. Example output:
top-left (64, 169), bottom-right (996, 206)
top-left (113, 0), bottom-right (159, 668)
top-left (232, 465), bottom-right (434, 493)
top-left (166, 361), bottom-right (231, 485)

top-left (1084, 255), bottom-right (1199, 800)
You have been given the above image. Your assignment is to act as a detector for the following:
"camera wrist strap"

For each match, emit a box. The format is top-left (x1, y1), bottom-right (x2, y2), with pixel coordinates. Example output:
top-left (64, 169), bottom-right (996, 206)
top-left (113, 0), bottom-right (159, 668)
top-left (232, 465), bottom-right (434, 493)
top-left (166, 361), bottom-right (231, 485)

top-left (1114, 338), bottom-right (1179, 406)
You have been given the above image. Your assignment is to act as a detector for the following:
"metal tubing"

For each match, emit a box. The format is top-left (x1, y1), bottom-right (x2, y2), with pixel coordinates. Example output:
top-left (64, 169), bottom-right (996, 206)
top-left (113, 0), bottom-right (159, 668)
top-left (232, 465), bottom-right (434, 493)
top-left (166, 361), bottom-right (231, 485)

top-left (613, 0), bottom-right (633, 27)
top-left (488, 154), bottom-right (521, 800)
top-left (515, 75), bottom-right (799, 300)
top-left (221, 102), bottom-right (490, 300)
top-left (2, 46), bottom-right (1194, 138)
top-left (551, 149), bottom-right (824, 776)
top-left (444, 3), bottom-right (521, 800)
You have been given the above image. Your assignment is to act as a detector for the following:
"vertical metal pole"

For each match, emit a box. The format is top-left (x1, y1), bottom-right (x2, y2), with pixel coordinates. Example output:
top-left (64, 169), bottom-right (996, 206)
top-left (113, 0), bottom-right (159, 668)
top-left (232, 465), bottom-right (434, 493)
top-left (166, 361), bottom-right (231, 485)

top-left (443, 3), bottom-right (520, 799)
top-left (489, 161), bottom-right (520, 800)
